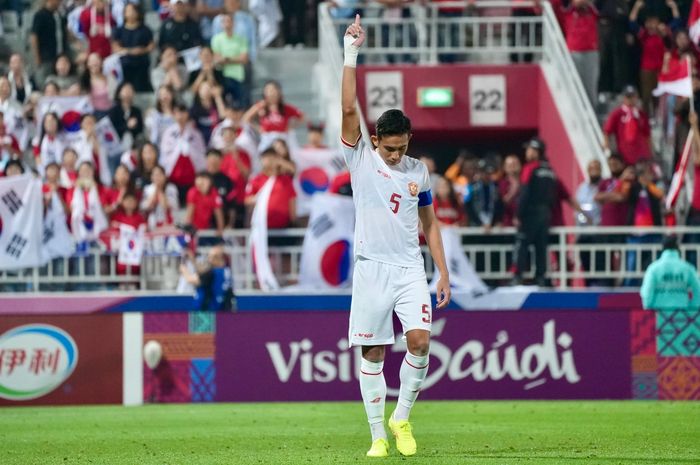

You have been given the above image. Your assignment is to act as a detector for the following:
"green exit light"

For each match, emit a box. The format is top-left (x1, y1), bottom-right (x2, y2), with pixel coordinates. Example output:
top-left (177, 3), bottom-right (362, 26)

top-left (417, 87), bottom-right (454, 107)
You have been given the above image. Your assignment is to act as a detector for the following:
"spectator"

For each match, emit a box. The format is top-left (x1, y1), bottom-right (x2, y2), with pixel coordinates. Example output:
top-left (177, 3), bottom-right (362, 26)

top-left (597, 0), bottom-right (632, 98)
top-left (498, 154), bottom-right (522, 227)
top-left (179, 245), bottom-right (234, 310)
top-left (445, 152), bottom-right (477, 200)
top-left (81, 52), bottom-right (116, 118)
top-left (603, 85), bottom-right (652, 166)
top-left (79, 0), bottom-right (115, 59)
top-left (0, 77), bottom-right (22, 127)
top-left (42, 81), bottom-right (61, 97)
top-left (150, 47), bottom-right (188, 92)
top-left (0, 111), bottom-right (22, 173)
top-left (184, 171), bottom-right (225, 237)
top-left (130, 142), bottom-right (160, 190)
top-left (46, 54), bottom-right (80, 95)
top-left (304, 122), bottom-right (327, 149)
top-left (559, 0), bottom-right (599, 106)
top-left (146, 85), bottom-right (178, 145)
top-left (280, 0), bottom-right (305, 46)
top-left (576, 159), bottom-right (604, 285)
top-left (625, 161), bottom-right (664, 285)
top-left (190, 81), bottom-right (226, 144)
top-left (196, 0), bottom-right (225, 41)
top-left (211, 14), bottom-right (248, 106)
top-left (111, 2), bottom-right (155, 92)
top-left (108, 82), bottom-right (144, 151)
top-left (60, 148), bottom-right (79, 189)
top-left (43, 162), bottom-right (68, 211)
top-left (106, 163), bottom-right (137, 216)
top-left (512, 138), bottom-right (558, 286)
top-left (67, 161), bottom-right (110, 243)
top-left (242, 80), bottom-right (304, 150)
top-left (188, 46), bottom-right (225, 94)
top-left (34, 112), bottom-right (65, 173)
top-left (419, 154), bottom-right (441, 193)
top-left (212, 0), bottom-right (258, 63)
top-left (7, 54), bottom-right (34, 105)
top-left (110, 190), bottom-right (145, 229)
top-left (30, 0), bottom-right (70, 85)
top-left (219, 121), bottom-right (251, 227)
top-left (629, 0), bottom-right (681, 114)
top-left (464, 159), bottom-right (502, 229)
top-left (205, 149), bottom-right (237, 226)
top-left (210, 102), bottom-right (247, 149)
top-left (377, 0), bottom-right (416, 64)
top-left (510, 0), bottom-right (543, 63)
top-left (432, 0), bottom-right (470, 63)
top-left (73, 113), bottom-right (111, 185)
top-left (160, 103), bottom-right (207, 203)
top-left (159, 0), bottom-right (203, 52)
top-left (140, 164), bottom-right (180, 230)
top-left (3, 159), bottom-right (25, 177)
top-left (271, 138), bottom-right (297, 175)
top-left (245, 148), bottom-right (297, 229)
top-left (433, 176), bottom-right (466, 226)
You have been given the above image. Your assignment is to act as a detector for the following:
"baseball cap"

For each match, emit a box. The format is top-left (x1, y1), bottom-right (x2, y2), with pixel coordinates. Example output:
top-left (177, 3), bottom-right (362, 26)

top-left (524, 137), bottom-right (546, 153)
top-left (622, 85), bottom-right (638, 97)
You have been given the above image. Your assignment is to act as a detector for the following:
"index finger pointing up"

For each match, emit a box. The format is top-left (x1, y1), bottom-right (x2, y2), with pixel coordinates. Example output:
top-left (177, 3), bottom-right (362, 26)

top-left (354, 13), bottom-right (361, 26)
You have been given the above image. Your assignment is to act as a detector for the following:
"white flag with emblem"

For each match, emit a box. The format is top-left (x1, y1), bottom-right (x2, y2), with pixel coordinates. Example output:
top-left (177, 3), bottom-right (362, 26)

top-left (41, 190), bottom-right (75, 262)
top-left (118, 224), bottom-right (145, 266)
top-left (0, 175), bottom-right (43, 270)
top-left (430, 227), bottom-right (488, 294)
top-left (298, 193), bottom-right (355, 289)
top-left (250, 176), bottom-right (280, 291)
top-left (292, 147), bottom-right (345, 217)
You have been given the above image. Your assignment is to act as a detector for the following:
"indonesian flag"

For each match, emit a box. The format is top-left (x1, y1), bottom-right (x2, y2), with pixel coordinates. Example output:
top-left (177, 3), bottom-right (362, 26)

top-left (653, 55), bottom-right (692, 97)
top-left (690, 0), bottom-right (700, 44)
top-left (666, 130), bottom-right (694, 211)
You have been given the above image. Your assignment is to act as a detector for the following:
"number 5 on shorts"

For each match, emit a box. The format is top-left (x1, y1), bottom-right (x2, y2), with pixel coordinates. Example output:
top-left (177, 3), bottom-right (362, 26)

top-left (421, 304), bottom-right (431, 323)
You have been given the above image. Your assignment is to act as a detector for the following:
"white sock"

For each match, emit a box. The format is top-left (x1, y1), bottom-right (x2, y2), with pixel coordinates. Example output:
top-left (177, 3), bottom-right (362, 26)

top-left (394, 351), bottom-right (429, 421)
top-left (359, 357), bottom-right (387, 441)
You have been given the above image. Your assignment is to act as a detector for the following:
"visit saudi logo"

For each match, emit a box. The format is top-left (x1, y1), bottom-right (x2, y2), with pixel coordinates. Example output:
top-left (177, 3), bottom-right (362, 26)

top-left (0, 324), bottom-right (78, 401)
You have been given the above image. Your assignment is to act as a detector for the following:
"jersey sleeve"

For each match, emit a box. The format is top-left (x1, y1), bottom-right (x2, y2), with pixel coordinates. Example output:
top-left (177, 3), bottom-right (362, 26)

top-left (340, 134), bottom-right (364, 172)
top-left (418, 164), bottom-right (433, 207)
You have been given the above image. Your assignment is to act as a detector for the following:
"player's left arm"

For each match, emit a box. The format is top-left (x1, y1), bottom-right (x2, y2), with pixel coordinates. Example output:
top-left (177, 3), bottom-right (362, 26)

top-left (419, 204), bottom-right (451, 309)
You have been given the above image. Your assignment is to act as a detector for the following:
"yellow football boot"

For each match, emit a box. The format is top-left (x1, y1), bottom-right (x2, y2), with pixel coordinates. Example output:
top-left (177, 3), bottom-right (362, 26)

top-left (366, 438), bottom-right (389, 458)
top-left (388, 416), bottom-right (416, 456)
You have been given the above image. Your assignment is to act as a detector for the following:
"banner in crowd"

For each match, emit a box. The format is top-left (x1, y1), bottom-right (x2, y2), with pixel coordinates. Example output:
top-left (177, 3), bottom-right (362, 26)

top-left (0, 314), bottom-right (123, 405)
top-left (180, 47), bottom-right (203, 73)
top-left (95, 117), bottom-right (123, 157)
top-left (653, 55), bottom-right (692, 97)
top-left (298, 193), bottom-right (355, 289)
top-left (0, 175), bottom-right (43, 271)
top-left (430, 227), bottom-right (488, 294)
top-left (118, 225), bottom-right (146, 266)
top-left (102, 53), bottom-right (124, 84)
top-left (292, 147), bottom-right (345, 217)
top-left (36, 96), bottom-right (94, 143)
top-left (250, 177), bottom-right (280, 291)
top-left (41, 190), bottom-right (75, 263)
top-left (215, 310), bottom-right (631, 401)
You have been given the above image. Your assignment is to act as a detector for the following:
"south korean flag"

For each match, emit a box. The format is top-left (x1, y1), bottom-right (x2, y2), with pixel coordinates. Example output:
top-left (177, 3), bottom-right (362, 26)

top-left (0, 175), bottom-right (43, 271)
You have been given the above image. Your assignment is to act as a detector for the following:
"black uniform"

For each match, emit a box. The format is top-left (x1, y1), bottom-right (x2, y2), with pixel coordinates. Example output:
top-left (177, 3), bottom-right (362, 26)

top-left (513, 160), bottom-right (558, 283)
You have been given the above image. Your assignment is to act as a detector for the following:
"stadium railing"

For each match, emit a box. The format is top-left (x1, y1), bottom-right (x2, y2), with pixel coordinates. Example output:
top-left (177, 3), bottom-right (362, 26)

top-left (3, 226), bottom-right (699, 292)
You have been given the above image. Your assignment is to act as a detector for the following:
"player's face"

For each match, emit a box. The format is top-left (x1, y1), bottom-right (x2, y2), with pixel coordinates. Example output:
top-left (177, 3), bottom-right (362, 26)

top-left (372, 133), bottom-right (411, 166)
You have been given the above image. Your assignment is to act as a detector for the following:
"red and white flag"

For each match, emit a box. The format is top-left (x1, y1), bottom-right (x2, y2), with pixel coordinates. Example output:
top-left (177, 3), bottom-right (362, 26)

top-left (250, 176), bottom-right (280, 291)
top-left (666, 131), bottom-right (694, 211)
top-left (653, 55), bottom-right (693, 97)
top-left (690, 0), bottom-right (700, 44)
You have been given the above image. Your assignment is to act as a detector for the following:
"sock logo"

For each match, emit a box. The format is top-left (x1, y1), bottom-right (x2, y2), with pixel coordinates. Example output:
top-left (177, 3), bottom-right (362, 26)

top-left (370, 397), bottom-right (382, 403)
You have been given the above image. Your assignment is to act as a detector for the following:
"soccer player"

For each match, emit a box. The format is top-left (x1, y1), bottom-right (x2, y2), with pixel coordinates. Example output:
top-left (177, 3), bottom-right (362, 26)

top-left (341, 15), bottom-right (451, 458)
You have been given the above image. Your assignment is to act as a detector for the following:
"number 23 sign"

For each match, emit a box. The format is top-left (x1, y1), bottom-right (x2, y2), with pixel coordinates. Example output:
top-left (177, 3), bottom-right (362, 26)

top-left (469, 75), bottom-right (506, 126)
top-left (366, 71), bottom-right (403, 123)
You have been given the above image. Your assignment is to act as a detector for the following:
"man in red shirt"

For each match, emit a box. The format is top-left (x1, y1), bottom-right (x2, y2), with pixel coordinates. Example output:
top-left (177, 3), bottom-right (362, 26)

top-left (603, 86), bottom-right (652, 166)
top-left (559, 0), bottom-right (599, 105)
top-left (244, 148), bottom-right (296, 229)
top-left (184, 172), bottom-right (225, 242)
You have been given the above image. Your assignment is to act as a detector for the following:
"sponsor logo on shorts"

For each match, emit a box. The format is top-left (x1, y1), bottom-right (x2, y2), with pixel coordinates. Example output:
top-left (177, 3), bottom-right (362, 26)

top-left (355, 333), bottom-right (374, 339)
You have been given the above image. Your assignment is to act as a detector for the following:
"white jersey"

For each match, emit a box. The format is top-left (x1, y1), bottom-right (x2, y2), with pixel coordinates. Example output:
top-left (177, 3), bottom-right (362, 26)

top-left (341, 135), bottom-right (431, 268)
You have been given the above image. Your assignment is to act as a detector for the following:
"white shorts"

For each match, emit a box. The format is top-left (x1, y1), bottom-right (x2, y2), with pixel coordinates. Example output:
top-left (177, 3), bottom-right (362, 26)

top-left (349, 257), bottom-right (432, 347)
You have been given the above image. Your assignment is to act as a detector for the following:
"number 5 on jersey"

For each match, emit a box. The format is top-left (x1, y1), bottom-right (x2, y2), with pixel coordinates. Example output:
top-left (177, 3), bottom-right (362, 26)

top-left (389, 192), bottom-right (402, 214)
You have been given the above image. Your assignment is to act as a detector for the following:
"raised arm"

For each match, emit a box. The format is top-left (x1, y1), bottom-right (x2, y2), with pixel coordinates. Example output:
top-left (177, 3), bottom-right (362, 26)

top-left (341, 14), bottom-right (365, 145)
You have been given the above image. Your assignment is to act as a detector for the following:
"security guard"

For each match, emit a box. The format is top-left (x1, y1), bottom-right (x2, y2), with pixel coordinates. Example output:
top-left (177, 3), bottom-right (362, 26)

top-left (640, 236), bottom-right (700, 310)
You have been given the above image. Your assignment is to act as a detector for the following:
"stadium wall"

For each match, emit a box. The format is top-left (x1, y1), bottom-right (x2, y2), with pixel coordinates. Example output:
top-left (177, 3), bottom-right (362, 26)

top-left (0, 292), bottom-right (697, 405)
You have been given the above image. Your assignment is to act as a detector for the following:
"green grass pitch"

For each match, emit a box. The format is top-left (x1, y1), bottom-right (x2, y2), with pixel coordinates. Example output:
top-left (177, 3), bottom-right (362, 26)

top-left (2, 401), bottom-right (698, 464)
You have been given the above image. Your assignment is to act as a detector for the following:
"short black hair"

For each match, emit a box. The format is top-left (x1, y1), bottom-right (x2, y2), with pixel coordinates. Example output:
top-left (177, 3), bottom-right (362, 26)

top-left (260, 148), bottom-right (278, 157)
top-left (4, 159), bottom-right (24, 175)
top-left (376, 109), bottom-right (411, 139)
top-left (173, 102), bottom-right (189, 113)
top-left (663, 235), bottom-right (679, 251)
top-left (609, 153), bottom-right (625, 163)
top-left (196, 171), bottom-right (212, 181)
top-left (206, 149), bottom-right (222, 158)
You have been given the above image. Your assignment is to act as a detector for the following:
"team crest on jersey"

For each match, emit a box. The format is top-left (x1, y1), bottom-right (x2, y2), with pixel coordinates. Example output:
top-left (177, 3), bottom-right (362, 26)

top-left (408, 182), bottom-right (419, 197)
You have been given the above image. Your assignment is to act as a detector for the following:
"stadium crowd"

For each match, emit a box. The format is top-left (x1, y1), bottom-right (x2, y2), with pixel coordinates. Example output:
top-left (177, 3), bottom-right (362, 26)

top-left (0, 0), bottom-right (698, 289)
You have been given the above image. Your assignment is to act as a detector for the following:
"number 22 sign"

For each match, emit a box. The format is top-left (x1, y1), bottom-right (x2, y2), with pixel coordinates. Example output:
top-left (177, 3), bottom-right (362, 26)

top-left (469, 75), bottom-right (506, 126)
top-left (366, 71), bottom-right (403, 123)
